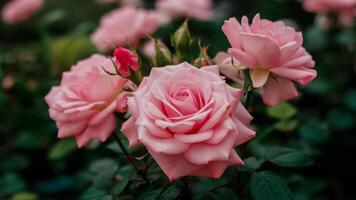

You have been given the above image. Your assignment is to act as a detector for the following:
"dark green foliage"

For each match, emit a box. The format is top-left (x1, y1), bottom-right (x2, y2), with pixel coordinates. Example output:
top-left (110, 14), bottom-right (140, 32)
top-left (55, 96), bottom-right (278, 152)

top-left (0, 0), bottom-right (355, 199)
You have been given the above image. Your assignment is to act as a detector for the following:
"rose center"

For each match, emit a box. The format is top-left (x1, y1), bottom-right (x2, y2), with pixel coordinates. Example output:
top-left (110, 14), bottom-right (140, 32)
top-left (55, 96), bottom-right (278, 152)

top-left (173, 88), bottom-right (190, 101)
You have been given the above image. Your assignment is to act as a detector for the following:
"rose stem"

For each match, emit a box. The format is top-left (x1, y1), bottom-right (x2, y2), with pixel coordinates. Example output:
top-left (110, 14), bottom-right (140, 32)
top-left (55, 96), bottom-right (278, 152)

top-left (112, 131), bottom-right (147, 181)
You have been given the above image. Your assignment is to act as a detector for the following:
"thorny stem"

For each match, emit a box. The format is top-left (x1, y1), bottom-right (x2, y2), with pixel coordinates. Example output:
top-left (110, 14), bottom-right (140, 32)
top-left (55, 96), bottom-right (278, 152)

top-left (112, 131), bottom-right (147, 181)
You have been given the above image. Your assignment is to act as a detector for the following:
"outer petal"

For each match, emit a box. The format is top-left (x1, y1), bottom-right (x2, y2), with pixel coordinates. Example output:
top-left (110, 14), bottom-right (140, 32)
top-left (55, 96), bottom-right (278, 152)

top-left (228, 48), bottom-right (257, 68)
top-left (261, 77), bottom-right (299, 106)
top-left (239, 33), bottom-right (281, 68)
top-left (57, 120), bottom-right (87, 138)
top-left (148, 149), bottom-right (201, 181)
top-left (191, 151), bottom-right (244, 178)
top-left (183, 129), bottom-right (237, 165)
top-left (75, 114), bottom-right (116, 148)
top-left (222, 17), bottom-right (242, 49)
top-left (138, 127), bottom-right (190, 155)
top-left (270, 67), bottom-right (317, 85)
top-left (121, 117), bottom-right (139, 147)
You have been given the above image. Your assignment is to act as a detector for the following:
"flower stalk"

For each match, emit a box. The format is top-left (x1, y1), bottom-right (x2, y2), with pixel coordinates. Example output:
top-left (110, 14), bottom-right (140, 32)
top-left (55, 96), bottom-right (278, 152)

top-left (112, 131), bottom-right (147, 181)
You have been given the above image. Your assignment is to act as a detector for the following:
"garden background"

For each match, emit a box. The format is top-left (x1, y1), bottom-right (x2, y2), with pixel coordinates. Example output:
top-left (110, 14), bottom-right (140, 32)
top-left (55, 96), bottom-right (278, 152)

top-left (0, 0), bottom-right (355, 199)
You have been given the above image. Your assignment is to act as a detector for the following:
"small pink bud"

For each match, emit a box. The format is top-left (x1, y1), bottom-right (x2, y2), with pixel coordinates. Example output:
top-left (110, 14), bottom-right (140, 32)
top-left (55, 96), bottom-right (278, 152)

top-left (113, 47), bottom-right (139, 78)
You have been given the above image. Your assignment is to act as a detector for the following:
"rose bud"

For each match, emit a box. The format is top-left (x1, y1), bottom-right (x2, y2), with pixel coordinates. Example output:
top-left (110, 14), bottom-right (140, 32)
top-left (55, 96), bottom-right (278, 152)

top-left (113, 47), bottom-right (139, 78)
top-left (154, 39), bottom-right (172, 67)
top-left (171, 20), bottom-right (192, 57)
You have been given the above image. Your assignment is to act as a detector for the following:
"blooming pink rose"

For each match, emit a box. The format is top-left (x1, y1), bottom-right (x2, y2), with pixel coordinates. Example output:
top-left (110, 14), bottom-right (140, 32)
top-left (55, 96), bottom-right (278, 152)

top-left (214, 52), bottom-right (245, 84)
top-left (222, 14), bottom-right (317, 106)
top-left (2, 0), bottom-right (43, 24)
top-left (91, 7), bottom-right (159, 51)
top-left (156, 0), bottom-right (213, 20)
top-left (303, 0), bottom-right (356, 15)
top-left (45, 54), bottom-right (135, 148)
top-left (121, 62), bottom-right (255, 181)
top-left (113, 47), bottom-right (139, 77)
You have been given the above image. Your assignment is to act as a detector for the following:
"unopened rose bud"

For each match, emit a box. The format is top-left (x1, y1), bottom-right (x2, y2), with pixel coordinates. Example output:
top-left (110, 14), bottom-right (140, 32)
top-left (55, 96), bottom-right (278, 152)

top-left (194, 45), bottom-right (212, 68)
top-left (154, 39), bottom-right (172, 67)
top-left (171, 20), bottom-right (192, 57)
top-left (113, 47), bottom-right (139, 78)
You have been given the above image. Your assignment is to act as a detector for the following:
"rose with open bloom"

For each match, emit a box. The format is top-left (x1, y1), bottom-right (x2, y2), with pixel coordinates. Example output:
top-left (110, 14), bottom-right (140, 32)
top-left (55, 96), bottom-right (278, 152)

top-left (2, 0), bottom-right (43, 24)
top-left (222, 14), bottom-right (317, 106)
top-left (45, 54), bottom-right (135, 147)
top-left (121, 62), bottom-right (255, 181)
top-left (113, 47), bottom-right (139, 77)
top-left (91, 7), bottom-right (159, 51)
top-left (156, 0), bottom-right (213, 21)
top-left (303, 0), bottom-right (356, 15)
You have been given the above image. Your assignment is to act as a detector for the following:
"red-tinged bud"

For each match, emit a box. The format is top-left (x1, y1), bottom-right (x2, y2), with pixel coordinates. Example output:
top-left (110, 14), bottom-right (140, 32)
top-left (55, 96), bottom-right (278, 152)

top-left (113, 47), bottom-right (139, 78)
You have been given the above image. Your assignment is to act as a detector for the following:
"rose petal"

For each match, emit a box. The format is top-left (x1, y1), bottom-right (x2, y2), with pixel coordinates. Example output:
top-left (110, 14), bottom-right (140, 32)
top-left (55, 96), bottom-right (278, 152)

top-left (261, 77), bottom-right (299, 106)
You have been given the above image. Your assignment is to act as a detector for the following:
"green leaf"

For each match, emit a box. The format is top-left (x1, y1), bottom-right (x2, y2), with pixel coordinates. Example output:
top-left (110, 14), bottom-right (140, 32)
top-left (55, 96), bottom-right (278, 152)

top-left (48, 138), bottom-right (77, 160)
top-left (306, 77), bottom-right (332, 94)
top-left (79, 187), bottom-right (109, 200)
top-left (11, 192), bottom-right (38, 200)
top-left (237, 157), bottom-right (264, 172)
top-left (214, 187), bottom-right (238, 200)
top-left (267, 103), bottom-right (296, 120)
top-left (264, 147), bottom-right (314, 168)
top-left (0, 173), bottom-right (26, 198)
top-left (295, 178), bottom-right (327, 199)
top-left (89, 159), bottom-right (118, 174)
top-left (0, 154), bottom-right (29, 171)
top-left (191, 172), bottom-right (232, 195)
top-left (326, 109), bottom-right (354, 130)
top-left (274, 120), bottom-right (298, 132)
top-left (344, 90), bottom-right (356, 111)
top-left (160, 185), bottom-right (181, 200)
top-left (112, 177), bottom-right (129, 196)
top-left (250, 171), bottom-right (293, 200)
top-left (89, 159), bottom-right (119, 190)
top-left (304, 26), bottom-right (328, 51)
top-left (137, 189), bottom-right (162, 200)
top-left (298, 121), bottom-right (329, 144)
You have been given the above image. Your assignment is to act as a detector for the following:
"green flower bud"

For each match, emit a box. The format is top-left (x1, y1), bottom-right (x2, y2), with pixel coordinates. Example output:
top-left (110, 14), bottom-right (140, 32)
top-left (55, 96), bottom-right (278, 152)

top-left (194, 43), bottom-right (212, 68)
top-left (154, 39), bottom-right (172, 67)
top-left (171, 19), bottom-right (192, 57)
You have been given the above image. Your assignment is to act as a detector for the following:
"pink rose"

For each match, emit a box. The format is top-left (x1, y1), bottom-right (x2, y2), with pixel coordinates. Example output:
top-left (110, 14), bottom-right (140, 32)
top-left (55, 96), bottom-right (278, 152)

top-left (222, 14), bottom-right (317, 106)
top-left (91, 7), bottom-right (159, 51)
top-left (214, 52), bottom-right (245, 84)
top-left (2, 0), bottom-right (43, 24)
top-left (303, 0), bottom-right (356, 15)
top-left (45, 54), bottom-right (135, 147)
top-left (156, 0), bottom-right (213, 21)
top-left (121, 62), bottom-right (255, 181)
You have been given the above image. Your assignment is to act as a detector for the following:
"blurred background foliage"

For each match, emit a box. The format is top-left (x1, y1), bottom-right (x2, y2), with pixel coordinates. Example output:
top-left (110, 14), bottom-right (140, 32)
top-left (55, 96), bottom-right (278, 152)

top-left (0, 0), bottom-right (355, 199)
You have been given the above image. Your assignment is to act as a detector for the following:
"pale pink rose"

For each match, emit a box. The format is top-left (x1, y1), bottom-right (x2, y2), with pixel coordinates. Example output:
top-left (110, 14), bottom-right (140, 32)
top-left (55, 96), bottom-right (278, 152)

top-left (121, 62), bottom-right (255, 181)
top-left (303, 0), bottom-right (356, 15)
top-left (222, 14), bottom-right (317, 106)
top-left (45, 54), bottom-right (135, 148)
top-left (2, 0), bottom-right (43, 24)
top-left (156, 0), bottom-right (213, 20)
top-left (214, 52), bottom-right (245, 84)
top-left (91, 7), bottom-right (159, 51)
